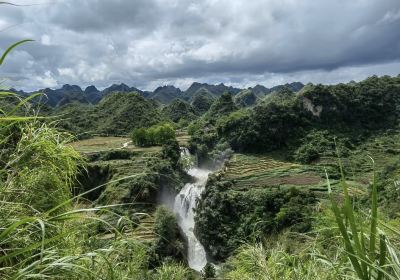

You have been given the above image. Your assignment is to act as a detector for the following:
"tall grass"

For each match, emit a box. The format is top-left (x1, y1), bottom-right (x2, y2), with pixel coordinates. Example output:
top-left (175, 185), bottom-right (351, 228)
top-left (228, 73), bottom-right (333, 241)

top-left (0, 40), bottom-right (152, 279)
top-left (326, 154), bottom-right (400, 280)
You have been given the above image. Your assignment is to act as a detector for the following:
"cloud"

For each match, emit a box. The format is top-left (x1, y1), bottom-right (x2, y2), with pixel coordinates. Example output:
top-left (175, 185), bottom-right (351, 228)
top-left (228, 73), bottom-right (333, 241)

top-left (0, 0), bottom-right (399, 91)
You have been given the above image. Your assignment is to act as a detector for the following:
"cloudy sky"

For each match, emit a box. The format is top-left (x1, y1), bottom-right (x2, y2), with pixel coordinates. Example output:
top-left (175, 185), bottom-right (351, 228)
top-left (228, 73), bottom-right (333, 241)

top-left (1, 0), bottom-right (400, 91)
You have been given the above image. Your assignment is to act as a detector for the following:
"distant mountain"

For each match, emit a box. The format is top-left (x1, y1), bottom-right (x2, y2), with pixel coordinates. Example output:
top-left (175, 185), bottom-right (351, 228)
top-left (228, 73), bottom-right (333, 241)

top-left (234, 89), bottom-right (258, 107)
top-left (102, 83), bottom-right (142, 96)
top-left (37, 84), bottom-right (88, 107)
top-left (251, 85), bottom-right (270, 97)
top-left (84, 85), bottom-right (101, 104)
top-left (249, 82), bottom-right (304, 98)
top-left (184, 82), bottom-right (241, 100)
top-left (269, 82), bottom-right (304, 93)
top-left (149, 85), bottom-right (183, 104)
top-left (8, 81), bottom-right (304, 107)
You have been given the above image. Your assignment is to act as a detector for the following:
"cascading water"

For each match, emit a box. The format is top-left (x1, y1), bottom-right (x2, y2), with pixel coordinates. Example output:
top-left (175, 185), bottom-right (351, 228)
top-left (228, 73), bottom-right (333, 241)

top-left (174, 148), bottom-right (210, 271)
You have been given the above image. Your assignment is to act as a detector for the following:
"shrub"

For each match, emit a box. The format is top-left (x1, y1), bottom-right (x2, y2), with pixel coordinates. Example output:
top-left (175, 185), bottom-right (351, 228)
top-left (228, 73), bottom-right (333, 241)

top-left (150, 206), bottom-right (184, 266)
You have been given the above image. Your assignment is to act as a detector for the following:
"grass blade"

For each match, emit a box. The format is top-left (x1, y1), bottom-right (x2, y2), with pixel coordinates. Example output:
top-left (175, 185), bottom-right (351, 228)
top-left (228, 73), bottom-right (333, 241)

top-left (0, 39), bottom-right (34, 65)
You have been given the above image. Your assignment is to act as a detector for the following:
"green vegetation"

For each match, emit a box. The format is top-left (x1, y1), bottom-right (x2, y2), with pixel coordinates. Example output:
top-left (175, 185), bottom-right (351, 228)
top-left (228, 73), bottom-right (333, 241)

top-left (195, 175), bottom-right (317, 260)
top-left (131, 123), bottom-right (175, 147)
top-left (150, 206), bottom-right (185, 266)
top-left (190, 90), bottom-right (214, 114)
top-left (234, 89), bottom-right (258, 107)
top-left (2, 34), bottom-right (400, 279)
top-left (56, 92), bottom-right (162, 136)
top-left (162, 99), bottom-right (197, 123)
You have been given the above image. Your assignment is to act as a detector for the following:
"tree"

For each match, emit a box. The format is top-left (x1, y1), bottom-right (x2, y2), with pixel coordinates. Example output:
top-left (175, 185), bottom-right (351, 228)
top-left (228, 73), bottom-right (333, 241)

top-left (161, 139), bottom-right (181, 168)
top-left (202, 263), bottom-right (216, 279)
top-left (131, 127), bottom-right (148, 147)
top-left (131, 123), bottom-right (176, 147)
top-left (150, 206), bottom-right (184, 265)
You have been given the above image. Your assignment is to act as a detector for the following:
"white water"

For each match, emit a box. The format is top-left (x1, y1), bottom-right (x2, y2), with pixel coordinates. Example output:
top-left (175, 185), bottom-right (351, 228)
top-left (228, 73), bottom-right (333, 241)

top-left (174, 149), bottom-right (210, 271)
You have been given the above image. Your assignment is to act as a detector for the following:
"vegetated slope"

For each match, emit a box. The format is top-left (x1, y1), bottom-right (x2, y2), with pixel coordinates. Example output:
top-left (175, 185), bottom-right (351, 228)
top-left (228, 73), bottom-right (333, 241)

top-left (190, 88), bottom-right (215, 114)
top-left (249, 82), bottom-right (304, 97)
top-left (56, 92), bottom-right (162, 136)
top-left (215, 75), bottom-right (400, 154)
top-left (72, 137), bottom-right (187, 262)
top-left (149, 85), bottom-right (183, 104)
top-left (10, 81), bottom-right (305, 109)
top-left (162, 99), bottom-right (197, 123)
top-left (93, 92), bottom-right (162, 135)
top-left (183, 82), bottom-right (241, 100)
top-left (234, 89), bottom-right (258, 107)
top-left (36, 84), bottom-right (90, 107)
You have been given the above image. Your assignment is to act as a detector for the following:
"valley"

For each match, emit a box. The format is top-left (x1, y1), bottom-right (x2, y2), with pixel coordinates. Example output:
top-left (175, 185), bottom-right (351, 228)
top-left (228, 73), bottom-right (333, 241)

top-left (2, 73), bottom-right (400, 279)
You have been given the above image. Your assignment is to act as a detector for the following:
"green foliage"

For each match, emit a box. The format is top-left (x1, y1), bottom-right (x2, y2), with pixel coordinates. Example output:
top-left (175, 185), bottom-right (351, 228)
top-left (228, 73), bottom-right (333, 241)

top-left (222, 243), bottom-right (336, 280)
top-left (131, 123), bottom-right (175, 147)
top-left (302, 76), bottom-right (400, 130)
top-left (205, 92), bottom-right (238, 121)
top-left (153, 262), bottom-right (191, 280)
top-left (162, 99), bottom-right (197, 123)
top-left (56, 92), bottom-right (162, 136)
top-left (161, 139), bottom-right (181, 169)
top-left (201, 263), bottom-right (216, 279)
top-left (234, 89), bottom-right (258, 107)
top-left (216, 110), bottom-right (253, 151)
top-left (327, 157), bottom-right (390, 279)
top-left (191, 90), bottom-right (214, 114)
top-left (293, 130), bottom-right (351, 163)
top-left (150, 206), bottom-right (184, 266)
top-left (208, 76), bottom-right (400, 154)
top-left (2, 122), bottom-right (82, 213)
top-left (195, 178), bottom-right (317, 260)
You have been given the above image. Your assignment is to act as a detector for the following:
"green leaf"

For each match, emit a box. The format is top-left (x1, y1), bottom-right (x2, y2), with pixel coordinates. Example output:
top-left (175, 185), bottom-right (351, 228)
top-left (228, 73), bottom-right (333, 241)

top-left (0, 39), bottom-right (34, 66)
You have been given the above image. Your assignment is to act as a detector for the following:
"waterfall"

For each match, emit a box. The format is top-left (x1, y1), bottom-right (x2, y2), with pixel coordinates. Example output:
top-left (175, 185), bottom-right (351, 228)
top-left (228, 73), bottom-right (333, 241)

top-left (174, 148), bottom-right (210, 271)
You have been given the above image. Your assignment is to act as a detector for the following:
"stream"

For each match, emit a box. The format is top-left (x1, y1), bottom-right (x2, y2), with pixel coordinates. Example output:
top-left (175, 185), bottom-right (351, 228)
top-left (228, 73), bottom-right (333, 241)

top-left (174, 148), bottom-right (210, 271)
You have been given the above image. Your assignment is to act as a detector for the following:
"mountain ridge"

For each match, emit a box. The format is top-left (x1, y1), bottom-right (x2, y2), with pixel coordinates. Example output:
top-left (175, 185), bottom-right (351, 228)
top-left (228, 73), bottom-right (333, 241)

top-left (8, 81), bottom-right (305, 107)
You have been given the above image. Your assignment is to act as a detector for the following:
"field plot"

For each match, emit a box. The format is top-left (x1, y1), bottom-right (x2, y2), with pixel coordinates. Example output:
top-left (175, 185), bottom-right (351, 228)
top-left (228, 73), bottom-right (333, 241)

top-left (223, 153), bottom-right (324, 190)
top-left (70, 136), bottom-right (161, 154)
top-left (176, 133), bottom-right (191, 147)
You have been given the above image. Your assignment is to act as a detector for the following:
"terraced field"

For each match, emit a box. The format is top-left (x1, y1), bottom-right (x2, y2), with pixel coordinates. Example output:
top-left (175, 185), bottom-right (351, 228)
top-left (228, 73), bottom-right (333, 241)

top-left (220, 153), bottom-right (373, 199)
top-left (132, 213), bottom-right (157, 242)
top-left (223, 153), bottom-right (323, 190)
top-left (176, 130), bottom-right (191, 147)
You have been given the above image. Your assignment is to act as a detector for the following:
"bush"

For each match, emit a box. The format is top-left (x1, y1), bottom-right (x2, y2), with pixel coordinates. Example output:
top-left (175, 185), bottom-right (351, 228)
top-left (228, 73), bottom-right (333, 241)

top-left (150, 206), bottom-right (184, 266)
top-left (161, 139), bottom-right (181, 169)
top-left (202, 263), bottom-right (216, 279)
top-left (153, 262), bottom-right (192, 280)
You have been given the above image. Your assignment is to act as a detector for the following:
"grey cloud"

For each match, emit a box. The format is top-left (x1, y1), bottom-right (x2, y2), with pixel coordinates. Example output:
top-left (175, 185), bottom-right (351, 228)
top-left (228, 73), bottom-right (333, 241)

top-left (0, 0), bottom-right (399, 91)
top-left (47, 0), bottom-right (160, 33)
